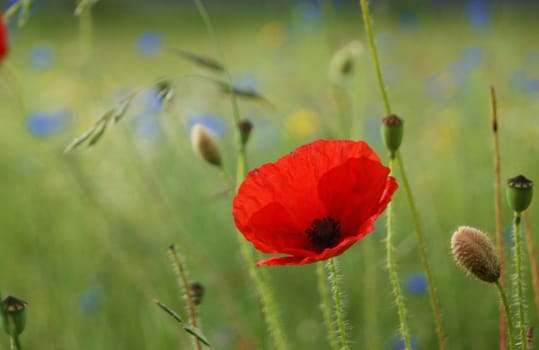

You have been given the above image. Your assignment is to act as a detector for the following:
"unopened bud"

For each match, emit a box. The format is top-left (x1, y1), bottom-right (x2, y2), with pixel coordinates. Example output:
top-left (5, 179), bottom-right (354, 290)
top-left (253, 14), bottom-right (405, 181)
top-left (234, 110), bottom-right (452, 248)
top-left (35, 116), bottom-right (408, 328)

top-left (189, 282), bottom-right (205, 306)
top-left (238, 119), bottom-right (253, 146)
top-left (191, 124), bottom-right (222, 167)
top-left (2, 296), bottom-right (27, 336)
top-left (328, 40), bottom-right (363, 83)
top-left (506, 175), bottom-right (533, 213)
top-left (451, 226), bottom-right (500, 283)
top-left (381, 114), bottom-right (403, 158)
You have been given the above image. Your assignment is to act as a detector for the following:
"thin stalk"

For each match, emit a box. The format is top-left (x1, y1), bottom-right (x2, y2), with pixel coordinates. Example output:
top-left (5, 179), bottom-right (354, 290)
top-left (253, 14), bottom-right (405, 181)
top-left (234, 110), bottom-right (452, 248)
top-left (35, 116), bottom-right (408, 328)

top-left (513, 212), bottom-right (527, 350)
top-left (496, 280), bottom-right (516, 350)
top-left (169, 245), bottom-right (203, 350)
top-left (386, 157), bottom-right (412, 350)
top-left (396, 152), bottom-right (447, 349)
top-left (191, 1), bottom-right (288, 349)
top-left (523, 212), bottom-right (539, 318)
top-left (317, 262), bottom-right (339, 350)
top-left (10, 335), bottom-right (21, 350)
top-left (490, 85), bottom-right (507, 350)
top-left (326, 258), bottom-right (350, 350)
top-left (359, 0), bottom-right (446, 348)
top-left (359, 0), bottom-right (391, 115)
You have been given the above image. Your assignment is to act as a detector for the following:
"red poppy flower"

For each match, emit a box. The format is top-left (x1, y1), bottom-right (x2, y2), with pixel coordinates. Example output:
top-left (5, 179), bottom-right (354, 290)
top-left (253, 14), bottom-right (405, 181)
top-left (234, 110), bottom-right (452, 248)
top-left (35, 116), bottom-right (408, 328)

top-left (233, 139), bottom-right (398, 266)
top-left (0, 12), bottom-right (8, 62)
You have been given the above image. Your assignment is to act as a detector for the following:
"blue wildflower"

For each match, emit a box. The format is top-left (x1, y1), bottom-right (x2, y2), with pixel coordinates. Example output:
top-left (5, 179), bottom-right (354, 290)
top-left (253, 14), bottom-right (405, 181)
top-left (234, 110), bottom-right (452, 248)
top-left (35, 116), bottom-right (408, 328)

top-left (465, 0), bottom-right (489, 28)
top-left (405, 273), bottom-right (428, 296)
top-left (136, 32), bottom-right (162, 57)
top-left (29, 44), bottom-right (54, 70)
top-left (393, 335), bottom-right (419, 350)
top-left (26, 110), bottom-right (69, 137)
top-left (79, 283), bottom-right (104, 314)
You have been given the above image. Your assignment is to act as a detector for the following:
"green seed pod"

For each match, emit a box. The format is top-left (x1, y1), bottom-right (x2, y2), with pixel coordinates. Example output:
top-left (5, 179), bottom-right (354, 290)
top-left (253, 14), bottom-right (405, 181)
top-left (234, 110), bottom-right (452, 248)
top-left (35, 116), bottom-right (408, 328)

top-left (506, 175), bottom-right (533, 213)
top-left (191, 124), bottom-right (222, 167)
top-left (2, 296), bottom-right (26, 336)
top-left (381, 114), bottom-right (403, 158)
top-left (238, 119), bottom-right (253, 146)
top-left (451, 226), bottom-right (500, 283)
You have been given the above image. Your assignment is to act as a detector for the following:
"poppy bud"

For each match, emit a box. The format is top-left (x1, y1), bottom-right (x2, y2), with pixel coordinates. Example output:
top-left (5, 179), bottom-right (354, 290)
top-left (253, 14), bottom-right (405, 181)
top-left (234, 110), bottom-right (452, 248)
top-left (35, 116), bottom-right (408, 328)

top-left (506, 175), bottom-right (533, 213)
top-left (189, 282), bottom-right (205, 306)
top-left (328, 40), bottom-right (363, 83)
top-left (381, 114), bottom-right (403, 158)
top-left (451, 226), bottom-right (500, 283)
top-left (238, 119), bottom-right (253, 146)
top-left (2, 296), bottom-right (27, 336)
top-left (191, 124), bottom-right (222, 167)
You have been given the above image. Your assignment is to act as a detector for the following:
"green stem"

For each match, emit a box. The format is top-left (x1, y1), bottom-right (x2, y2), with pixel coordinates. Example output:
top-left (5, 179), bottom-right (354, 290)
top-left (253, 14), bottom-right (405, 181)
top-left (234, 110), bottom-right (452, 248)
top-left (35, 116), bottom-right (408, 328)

top-left (191, 1), bottom-right (287, 349)
top-left (317, 263), bottom-right (339, 350)
top-left (496, 280), bottom-right (516, 350)
top-left (327, 258), bottom-right (349, 350)
top-left (386, 157), bottom-right (412, 350)
top-left (360, 0), bottom-right (447, 348)
top-left (396, 152), bottom-right (447, 350)
top-left (513, 212), bottom-right (527, 350)
top-left (362, 238), bottom-right (380, 350)
top-left (10, 335), bottom-right (21, 350)
top-left (359, 0), bottom-right (391, 115)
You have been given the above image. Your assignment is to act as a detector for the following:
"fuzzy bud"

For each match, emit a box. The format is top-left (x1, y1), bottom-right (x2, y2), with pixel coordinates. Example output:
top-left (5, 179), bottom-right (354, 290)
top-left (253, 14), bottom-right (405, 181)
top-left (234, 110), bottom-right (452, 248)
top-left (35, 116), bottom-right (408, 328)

top-left (189, 282), bottom-right (205, 306)
top-left (238, 119), bottom-right (253, 146)
top-left (451, 226), bottom-right (500, 283)
top-left (506, 175), bottom-right (533, 213)
top-left (381, 114), bottom-right (403, 158)
top-left (2, 296), bottom-right (27, 336)
top-left (191, 124), bottom-right (222, 167)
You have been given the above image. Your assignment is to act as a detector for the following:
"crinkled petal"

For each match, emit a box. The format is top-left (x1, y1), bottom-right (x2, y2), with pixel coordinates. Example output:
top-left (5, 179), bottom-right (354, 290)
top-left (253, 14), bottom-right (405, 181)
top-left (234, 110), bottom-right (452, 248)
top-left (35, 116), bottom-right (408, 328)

top-left (318, 157), bottom-right (397, 238)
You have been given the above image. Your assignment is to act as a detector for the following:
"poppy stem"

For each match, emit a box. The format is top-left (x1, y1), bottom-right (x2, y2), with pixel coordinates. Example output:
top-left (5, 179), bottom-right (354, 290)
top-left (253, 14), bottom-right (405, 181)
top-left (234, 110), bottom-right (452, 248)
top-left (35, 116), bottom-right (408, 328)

top-left (360, 0), bottom-right (447, 348)
top-left (523, 212), bottom-right (539, 321)
top-left (396, 151), bottom-right (447, 350)
top-left (326, 258), bottom-right (350, 350)
top-left (495, 280), bottom-right (517, 350)
top-left (512, 212), bottom-right (528, 350)
top-left (386, 158), bottom-right (412, 350)
top-left (191, 3), bottom-right (288, 348)
top-left (10, 335), bottom-right (21, 350)
top-left (316, 262), bottom-right (340, 350)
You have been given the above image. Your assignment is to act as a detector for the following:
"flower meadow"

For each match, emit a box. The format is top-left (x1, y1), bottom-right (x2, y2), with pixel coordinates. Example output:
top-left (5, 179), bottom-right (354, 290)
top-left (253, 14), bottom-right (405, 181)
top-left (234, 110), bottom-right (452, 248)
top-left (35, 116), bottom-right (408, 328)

top-left (1, 1), bottom-right (539, 349)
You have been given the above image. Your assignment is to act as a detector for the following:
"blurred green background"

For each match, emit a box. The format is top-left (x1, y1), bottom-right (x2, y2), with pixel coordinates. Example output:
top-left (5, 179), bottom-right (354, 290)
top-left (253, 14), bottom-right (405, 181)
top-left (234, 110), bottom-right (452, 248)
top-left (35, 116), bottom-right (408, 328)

top-left (1, 1), bottom-right (539, 349)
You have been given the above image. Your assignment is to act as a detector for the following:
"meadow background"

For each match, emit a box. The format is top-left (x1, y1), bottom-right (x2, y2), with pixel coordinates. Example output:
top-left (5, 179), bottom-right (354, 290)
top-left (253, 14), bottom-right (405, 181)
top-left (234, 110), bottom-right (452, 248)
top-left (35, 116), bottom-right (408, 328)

top-left (1, 0), bottom-right (539, 349)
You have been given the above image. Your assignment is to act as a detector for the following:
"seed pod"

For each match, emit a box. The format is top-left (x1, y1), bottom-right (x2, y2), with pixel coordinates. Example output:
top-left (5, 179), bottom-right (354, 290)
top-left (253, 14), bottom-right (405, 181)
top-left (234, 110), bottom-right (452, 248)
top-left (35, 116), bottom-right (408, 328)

top-left (2, 296), bottom-right (27, 336)
top-left (451, 226), bottom-right (500, 283)
top-left (238, 119), bottom-right (253, 146)
top-left (506, 175), bottom-right (533, 213)
top-left (381, 114), bottom-right (403, 158)
top-left (191, 124), bottom-right (222, 167)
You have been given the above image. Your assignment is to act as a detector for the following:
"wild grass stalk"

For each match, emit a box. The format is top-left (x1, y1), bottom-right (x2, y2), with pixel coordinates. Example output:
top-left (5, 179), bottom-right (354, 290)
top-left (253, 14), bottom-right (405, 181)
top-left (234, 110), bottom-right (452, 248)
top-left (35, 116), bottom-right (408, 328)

top-left (359, 1), bottom-right (446, 348)
top-left (190, 1), bottom-right (288, 348)
top-left (490, 86), bottom-right (507, 350)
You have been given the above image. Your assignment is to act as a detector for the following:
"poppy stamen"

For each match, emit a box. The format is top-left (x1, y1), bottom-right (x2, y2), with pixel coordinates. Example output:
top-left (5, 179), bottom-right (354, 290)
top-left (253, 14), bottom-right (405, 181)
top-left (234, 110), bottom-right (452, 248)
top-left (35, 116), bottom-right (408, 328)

top-left (306, 216), bottom-right (341, 250)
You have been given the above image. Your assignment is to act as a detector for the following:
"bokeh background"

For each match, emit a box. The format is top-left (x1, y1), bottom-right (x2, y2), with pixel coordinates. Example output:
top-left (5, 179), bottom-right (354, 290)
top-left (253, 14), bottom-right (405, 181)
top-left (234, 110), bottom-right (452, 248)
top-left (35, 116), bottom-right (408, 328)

top-left (1, 0), bottom-right (539, 349)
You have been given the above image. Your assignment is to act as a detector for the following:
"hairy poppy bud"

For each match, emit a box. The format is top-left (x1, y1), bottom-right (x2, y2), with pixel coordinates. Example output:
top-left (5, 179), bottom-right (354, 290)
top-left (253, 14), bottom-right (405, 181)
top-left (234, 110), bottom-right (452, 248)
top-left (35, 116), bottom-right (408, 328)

top-left (2, 296), bottom-right (27, 336)
top-left (189, 282), bottom-right (205, 306)
top-left (506, 175), bottom-right (533, 213)
top-left (238, 119), bottom-right (253, 146)
top-left (451, 226), bottom-right (500, 283)
top-left (381, 114), bottom-right (403, 158)
top-left (191, 124), bottom-right (222, 167)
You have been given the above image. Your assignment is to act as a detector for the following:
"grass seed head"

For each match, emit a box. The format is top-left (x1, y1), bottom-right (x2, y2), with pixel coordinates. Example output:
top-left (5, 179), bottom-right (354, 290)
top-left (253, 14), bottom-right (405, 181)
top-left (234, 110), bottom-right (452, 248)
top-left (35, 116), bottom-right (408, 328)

top-left (191, 124), bottom-right (222, 167)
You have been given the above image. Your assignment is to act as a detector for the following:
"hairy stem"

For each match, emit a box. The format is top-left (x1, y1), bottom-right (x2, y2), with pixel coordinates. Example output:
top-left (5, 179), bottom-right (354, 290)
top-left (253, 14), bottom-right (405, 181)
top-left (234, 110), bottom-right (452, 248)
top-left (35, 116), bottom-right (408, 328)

top-left (317, 263), bottom-right (339, 350)
top-left (513, 212), bottom-right (527, 350)
top-left (327, 258), bottom-right (350, 350)
top-left (523, 212), bottom-right (539, 319)
top-left (386, 157), bottom-right (412, 350)
top-left (496, 280), bottom-right (516, 350)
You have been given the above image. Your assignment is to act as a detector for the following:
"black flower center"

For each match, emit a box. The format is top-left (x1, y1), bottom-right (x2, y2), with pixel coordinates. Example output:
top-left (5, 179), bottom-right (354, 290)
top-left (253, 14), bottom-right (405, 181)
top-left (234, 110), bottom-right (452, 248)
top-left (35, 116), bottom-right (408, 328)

top-left (306, 216), bottom-right (340, 251)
